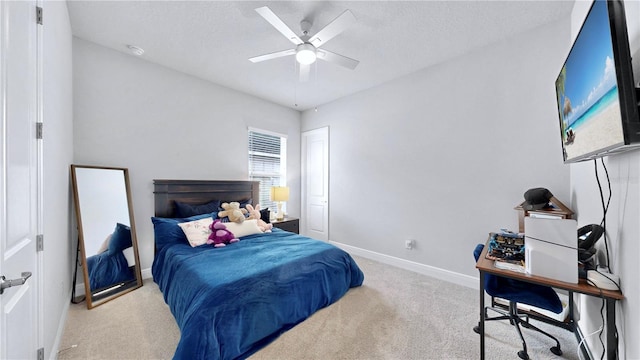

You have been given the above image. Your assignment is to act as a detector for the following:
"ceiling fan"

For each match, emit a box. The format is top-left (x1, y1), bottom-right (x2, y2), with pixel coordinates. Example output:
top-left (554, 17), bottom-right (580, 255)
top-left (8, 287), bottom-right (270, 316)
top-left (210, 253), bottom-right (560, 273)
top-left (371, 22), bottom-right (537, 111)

top-left (249, 6), bottom-right (360, 82)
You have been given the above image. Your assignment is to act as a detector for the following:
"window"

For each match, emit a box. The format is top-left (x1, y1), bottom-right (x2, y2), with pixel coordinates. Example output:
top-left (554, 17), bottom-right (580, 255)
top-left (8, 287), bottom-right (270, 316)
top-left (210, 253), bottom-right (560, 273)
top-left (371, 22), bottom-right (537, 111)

top-left (248, 128), bottom-right (287, 212)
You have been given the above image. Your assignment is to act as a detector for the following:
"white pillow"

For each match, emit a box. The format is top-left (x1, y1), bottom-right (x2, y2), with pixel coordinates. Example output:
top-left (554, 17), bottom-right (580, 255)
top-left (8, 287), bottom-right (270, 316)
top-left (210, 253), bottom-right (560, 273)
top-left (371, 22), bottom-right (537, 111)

top-left (223, 219), bottom-right (263, 238)
top-left (97, 234), bottom-right (111, 254)
top-left (178, 217), bottom-right (214, 247)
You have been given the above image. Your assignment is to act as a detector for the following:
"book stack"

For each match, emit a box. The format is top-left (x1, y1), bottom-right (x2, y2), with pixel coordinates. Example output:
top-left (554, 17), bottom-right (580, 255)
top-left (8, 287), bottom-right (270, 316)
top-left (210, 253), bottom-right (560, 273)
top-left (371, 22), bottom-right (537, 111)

top-left (486, 231), bottom-right (525, 272)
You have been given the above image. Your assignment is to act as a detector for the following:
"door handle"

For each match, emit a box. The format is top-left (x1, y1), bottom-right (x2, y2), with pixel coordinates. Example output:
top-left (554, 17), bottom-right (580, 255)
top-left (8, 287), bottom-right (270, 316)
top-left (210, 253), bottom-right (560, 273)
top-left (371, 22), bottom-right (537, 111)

top-left (0, 272), bottom-right (32, 295)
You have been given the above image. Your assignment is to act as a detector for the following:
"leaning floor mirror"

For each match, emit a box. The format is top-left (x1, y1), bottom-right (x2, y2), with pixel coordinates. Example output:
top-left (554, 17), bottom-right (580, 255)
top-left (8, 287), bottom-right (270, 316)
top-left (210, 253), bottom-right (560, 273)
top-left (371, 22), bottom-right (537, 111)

top-left (71, 165), bottom-right (143, 309)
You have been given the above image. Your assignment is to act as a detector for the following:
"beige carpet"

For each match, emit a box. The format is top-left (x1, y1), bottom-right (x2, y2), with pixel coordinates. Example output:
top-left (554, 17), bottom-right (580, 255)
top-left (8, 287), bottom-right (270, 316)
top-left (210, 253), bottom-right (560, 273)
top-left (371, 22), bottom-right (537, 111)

top-left (59, 256), bottom-right (581, 359)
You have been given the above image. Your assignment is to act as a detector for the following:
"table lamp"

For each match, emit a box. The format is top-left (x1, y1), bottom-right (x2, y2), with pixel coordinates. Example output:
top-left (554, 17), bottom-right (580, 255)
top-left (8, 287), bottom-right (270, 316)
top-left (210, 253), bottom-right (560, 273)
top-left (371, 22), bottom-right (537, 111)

top-left (270, 186), bottom-right (289, 221)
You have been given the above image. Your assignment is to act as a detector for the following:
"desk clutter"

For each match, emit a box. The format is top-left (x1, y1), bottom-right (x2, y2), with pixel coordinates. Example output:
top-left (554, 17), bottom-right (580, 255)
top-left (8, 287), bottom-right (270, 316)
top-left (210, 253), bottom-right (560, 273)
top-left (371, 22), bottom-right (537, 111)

top-left (486, 227), bottom-right (620, 291)
top-left (487, 217), bottom-right (580, 284)
top-left (476, 237), bottom-right (624, 360)
top-left (490, 188), bottom-right (605, 285)
top-left (489, 187), bottom-right (622, 287)
top-left (486, 232), bottom-right (525, 272)
top-left (475, 187), bottom-right (624, 360)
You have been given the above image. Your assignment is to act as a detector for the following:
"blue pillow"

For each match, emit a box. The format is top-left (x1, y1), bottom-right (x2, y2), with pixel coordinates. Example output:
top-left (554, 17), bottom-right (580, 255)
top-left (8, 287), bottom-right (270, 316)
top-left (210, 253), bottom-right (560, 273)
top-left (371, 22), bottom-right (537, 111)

top-left (151, 212), bottom-right (216, 252)
top-left (107, 223), bottom-right (132, 254)
top-left (260, 208), bottom-right (271, 224)
top-left (219, 199), bottom-right (252, 210)
top-left (174, 200), bottom-right (221, 218)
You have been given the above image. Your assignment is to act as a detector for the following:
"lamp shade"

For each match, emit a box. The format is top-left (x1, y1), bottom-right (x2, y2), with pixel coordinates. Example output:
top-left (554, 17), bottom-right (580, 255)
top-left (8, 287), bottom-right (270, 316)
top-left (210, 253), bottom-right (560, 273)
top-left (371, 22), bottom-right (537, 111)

top-left (270, 186), bottom-right (290, 202)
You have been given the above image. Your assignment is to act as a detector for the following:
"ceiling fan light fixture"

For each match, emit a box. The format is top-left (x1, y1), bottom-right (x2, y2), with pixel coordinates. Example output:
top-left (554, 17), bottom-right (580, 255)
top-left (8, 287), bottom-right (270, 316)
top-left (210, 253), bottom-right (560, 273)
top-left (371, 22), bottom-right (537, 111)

top-left (296, 43), bottom-right (317, 65)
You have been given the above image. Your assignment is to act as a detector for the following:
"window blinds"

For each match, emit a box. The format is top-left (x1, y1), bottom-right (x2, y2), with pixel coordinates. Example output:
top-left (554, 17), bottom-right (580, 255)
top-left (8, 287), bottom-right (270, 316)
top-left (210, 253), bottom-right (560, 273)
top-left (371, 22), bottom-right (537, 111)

top-left (248, 129), bottom-right (287, 211)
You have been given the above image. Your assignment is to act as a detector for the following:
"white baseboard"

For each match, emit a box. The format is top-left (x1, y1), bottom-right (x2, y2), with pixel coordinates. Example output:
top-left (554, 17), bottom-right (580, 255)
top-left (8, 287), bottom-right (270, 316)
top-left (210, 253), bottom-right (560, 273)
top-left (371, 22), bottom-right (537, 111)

top-left (330, 241), bottom-right (479, 290)
top-left (141, 267), bottom-right (152, 280)
top-left (74, 282), bottom-right (85, 297)
top-left (50, 292), bottom-right (72, 360)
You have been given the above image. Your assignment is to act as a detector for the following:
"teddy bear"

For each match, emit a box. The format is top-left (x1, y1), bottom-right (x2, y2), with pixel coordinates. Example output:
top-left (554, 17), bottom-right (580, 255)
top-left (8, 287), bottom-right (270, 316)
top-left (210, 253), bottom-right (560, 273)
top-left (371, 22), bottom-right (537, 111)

top-left (218, 202), bottom-right (247, 223)
top-left (245, 204), bottom-right (273, 233)
top-left (207, 220), bottom-right (239, 247)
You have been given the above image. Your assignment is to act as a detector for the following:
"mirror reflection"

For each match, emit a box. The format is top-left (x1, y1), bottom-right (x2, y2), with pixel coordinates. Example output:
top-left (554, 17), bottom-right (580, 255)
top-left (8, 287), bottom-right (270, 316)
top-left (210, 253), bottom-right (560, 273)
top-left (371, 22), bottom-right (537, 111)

top-left (71, 165), bottom-right (142, 308)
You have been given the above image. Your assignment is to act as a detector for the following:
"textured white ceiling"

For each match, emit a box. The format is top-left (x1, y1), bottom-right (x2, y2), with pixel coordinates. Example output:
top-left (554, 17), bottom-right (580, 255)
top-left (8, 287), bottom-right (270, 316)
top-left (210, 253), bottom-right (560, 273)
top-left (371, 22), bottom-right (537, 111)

top-left (67, 1), bottom-right (574, 111)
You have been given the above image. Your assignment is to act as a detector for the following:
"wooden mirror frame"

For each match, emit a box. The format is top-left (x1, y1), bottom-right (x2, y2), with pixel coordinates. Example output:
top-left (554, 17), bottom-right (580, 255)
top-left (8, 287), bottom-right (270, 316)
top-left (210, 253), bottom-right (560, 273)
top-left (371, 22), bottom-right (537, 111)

top-left (71, 165), bottom-right (143, 308)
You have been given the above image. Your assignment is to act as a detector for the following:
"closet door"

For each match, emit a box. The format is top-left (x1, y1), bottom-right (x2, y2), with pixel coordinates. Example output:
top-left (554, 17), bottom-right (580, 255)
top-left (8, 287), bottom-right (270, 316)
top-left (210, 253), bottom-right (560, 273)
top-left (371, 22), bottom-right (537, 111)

top-left (301, 127), bottom-right (329, 241)
top-left (0, 1), bottom-right (41, 359)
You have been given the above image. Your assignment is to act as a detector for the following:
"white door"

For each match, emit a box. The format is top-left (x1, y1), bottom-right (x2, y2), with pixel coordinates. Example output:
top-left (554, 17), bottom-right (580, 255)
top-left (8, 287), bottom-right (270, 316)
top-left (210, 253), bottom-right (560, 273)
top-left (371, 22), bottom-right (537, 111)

top-left (1, 1), bottom-right (41, 359)
top-left (301, 127), bottom-right (329, 241)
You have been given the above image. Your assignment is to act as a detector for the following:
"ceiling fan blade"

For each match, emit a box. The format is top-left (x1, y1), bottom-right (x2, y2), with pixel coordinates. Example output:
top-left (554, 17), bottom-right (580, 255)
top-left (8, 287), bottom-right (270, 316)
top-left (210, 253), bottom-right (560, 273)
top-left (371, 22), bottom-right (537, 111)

top-left (299, 64), bottom-right (310, 82)
top-left (316, 49), bottom-right (359, 70)
top-left (255, 6), bottom-right (304, 46)
top-left (249, 49), bottom-right (296, 63)
top-left (309, 9), bottom-right (356, 48)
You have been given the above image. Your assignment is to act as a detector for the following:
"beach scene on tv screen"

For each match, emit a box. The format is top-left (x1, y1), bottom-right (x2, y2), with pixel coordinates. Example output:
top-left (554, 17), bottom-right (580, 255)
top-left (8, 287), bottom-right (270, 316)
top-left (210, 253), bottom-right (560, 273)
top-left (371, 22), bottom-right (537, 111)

top-left (556, 0), bottom-right (624, 161)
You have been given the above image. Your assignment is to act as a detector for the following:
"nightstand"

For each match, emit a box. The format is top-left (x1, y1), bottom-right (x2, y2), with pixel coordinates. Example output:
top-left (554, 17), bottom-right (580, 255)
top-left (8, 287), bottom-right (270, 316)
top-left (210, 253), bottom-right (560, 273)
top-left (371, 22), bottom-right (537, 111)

top-left (271, 217), bottom-right (299, 234)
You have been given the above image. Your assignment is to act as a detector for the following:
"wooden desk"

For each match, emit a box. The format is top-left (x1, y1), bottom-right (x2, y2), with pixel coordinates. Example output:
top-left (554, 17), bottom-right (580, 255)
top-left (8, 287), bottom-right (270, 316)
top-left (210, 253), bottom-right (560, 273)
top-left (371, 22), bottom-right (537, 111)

top-left (476, 242), bottom-right (624, 360)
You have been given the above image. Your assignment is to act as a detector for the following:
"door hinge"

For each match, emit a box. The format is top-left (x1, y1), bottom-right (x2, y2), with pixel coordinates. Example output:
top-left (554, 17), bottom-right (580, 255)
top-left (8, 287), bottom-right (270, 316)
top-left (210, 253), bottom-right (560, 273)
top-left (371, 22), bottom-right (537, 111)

top-left (37, 348), bottom-right (44, 360)
top-left (36, 234), bottom-right (43, 252)
top-left (36, 122), bottom-right (43, 139)
top-left (36, 6), bottom-right (43, 25)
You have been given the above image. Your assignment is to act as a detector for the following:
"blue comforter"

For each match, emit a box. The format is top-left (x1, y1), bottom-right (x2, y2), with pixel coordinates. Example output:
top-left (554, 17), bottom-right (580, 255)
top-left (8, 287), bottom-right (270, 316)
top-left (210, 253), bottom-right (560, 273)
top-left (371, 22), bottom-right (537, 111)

top-left (86, 251), bottom-right (134, 291)
top-left (152, 229), bottom-right (364, 360)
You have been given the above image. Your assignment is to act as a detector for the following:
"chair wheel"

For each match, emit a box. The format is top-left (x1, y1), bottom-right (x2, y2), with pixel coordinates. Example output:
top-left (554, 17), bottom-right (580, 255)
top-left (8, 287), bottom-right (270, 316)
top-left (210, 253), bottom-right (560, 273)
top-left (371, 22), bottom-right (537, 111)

top-left (473, 325), bottom-right (480, 334)
top-left (550, 346), bottom-right (562, 356)
top-left (518, 350), bottom-right (530, 360)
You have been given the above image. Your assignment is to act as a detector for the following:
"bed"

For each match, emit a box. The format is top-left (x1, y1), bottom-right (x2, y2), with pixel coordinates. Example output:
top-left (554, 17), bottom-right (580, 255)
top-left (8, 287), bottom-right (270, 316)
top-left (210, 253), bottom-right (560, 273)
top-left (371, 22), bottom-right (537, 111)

top-left (151, 180), bottom-right (364, 360)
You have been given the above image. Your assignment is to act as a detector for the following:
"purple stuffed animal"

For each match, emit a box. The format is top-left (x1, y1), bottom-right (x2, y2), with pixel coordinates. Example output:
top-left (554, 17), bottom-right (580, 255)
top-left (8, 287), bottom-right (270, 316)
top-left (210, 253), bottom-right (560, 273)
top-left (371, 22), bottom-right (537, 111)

top-left (207, 219), bottom-right (239, 247)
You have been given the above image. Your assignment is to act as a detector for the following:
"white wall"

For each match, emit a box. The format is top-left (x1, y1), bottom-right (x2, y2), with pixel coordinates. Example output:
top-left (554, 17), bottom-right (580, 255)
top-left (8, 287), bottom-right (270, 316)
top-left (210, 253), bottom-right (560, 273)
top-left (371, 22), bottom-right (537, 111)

top-left (570, 1), bottom-right (640, 359)
top-left (301, 19), bottom-right (571, 280)
top-left (42, 1), bottom-right (74, 359)
top-left (72, 38), bottom-right (301, 271)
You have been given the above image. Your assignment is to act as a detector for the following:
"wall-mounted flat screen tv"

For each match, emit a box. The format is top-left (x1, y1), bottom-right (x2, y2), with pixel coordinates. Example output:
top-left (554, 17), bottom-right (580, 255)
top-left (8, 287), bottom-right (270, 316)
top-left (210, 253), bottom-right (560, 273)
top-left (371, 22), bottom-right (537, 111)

top-left (555, 0), bottom-right (640, 163)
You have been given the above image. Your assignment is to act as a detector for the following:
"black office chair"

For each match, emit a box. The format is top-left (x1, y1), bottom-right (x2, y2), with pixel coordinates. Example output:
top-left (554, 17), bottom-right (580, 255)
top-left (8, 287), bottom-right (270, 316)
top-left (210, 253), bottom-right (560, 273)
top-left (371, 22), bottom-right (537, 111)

top-left (473, 244), bottom-right (563, 360)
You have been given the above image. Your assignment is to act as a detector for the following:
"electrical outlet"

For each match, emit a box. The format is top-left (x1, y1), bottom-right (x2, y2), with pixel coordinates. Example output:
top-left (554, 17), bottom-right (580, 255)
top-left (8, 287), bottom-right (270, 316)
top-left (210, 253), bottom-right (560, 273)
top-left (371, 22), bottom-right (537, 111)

top-left (405, 239), bottom-right (415, 249)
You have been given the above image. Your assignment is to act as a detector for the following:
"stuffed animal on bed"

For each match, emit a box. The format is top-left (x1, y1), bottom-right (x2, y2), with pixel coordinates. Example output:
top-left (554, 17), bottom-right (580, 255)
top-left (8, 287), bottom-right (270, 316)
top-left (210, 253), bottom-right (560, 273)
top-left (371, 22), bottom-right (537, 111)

top-left (207, 220), bottom-right (239, 247)
top-left (245, 204), bottom-right (273, 233)
top-left (218, 202), bottom-right (247, 223)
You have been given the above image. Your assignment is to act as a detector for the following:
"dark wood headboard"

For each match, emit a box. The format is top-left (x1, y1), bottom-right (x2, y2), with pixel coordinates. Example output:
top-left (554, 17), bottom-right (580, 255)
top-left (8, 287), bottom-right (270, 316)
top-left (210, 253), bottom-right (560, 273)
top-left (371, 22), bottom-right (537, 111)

top-left (153, 180), bottom-right (260, 218)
